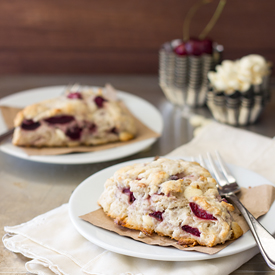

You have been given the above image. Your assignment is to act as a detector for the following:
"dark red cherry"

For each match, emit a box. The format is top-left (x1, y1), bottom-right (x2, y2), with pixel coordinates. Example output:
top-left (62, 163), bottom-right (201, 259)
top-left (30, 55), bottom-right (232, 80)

top-left (149, 211), bottom-right (164, 222)
top-left (21, 119), bottom-right (41, 130)
top-left (122, 188), bottom-right (136, 203)
top-left (174, 42), bottom-right (187, 56)
top-left (189, 202), bottom-right (217, 220)
top-left (182, 225), bottom-right (201, 237)
top-left (201, 39), bottom-right (213, 54)
top-left (110, 127), bottom-right (118, 135)
top-left (185, 38), bottom-right (203, 56)
top-left (94, 96), bottom-right (107, 108)
top-left (89, 123), bottom-right (97, 133)
top-left (67, 92), bottom-right (82, 99)
top-left (65, 126), bottom-right (82, 140)
top-left (45, 115), bottom-right (74, 124)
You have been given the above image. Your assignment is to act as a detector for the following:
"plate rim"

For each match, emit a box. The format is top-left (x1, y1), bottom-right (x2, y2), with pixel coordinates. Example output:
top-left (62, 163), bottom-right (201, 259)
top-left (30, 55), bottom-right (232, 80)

top-left (68, 156), bottom-right (275, 261)
top-left (0, 85), bottom-right (163, 165)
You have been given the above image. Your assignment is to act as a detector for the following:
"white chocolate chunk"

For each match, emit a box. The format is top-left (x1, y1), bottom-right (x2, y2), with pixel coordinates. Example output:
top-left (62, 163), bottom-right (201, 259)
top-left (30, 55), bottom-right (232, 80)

top-left (143, 215), bottom-right (154, 227)
top-left (184, 186), bottom-right (203, 199)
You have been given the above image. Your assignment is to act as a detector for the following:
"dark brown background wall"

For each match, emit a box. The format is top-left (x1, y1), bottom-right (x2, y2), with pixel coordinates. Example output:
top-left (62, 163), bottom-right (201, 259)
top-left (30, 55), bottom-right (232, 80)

top-left (0, 0), bottom-right (274, 74)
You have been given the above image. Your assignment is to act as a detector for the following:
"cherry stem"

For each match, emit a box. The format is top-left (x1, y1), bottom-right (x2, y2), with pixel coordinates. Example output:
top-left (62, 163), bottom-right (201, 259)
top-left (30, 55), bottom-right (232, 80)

top-left (199, 0), bottom-right (227, 40)
top-left (183, 0), bottom-right (212, 42)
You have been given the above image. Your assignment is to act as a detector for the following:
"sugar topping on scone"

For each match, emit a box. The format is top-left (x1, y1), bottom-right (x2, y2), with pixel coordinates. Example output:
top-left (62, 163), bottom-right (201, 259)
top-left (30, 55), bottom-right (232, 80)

top-left (98, 157), bottom-right (243, 247)
top-left (12, 85), bottom-right (137, 147)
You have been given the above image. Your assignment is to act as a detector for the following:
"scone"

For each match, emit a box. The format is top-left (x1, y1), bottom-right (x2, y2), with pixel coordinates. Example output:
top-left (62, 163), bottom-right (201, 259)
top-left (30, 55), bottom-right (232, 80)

top-left (12, 86), bottom-right (137, 147)
top-left (98, 157), bottom-right (243, 247)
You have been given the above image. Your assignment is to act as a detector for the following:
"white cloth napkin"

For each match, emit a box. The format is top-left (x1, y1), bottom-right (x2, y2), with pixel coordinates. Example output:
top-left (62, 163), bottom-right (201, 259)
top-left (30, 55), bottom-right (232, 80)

top-left (3, 121), bottom-right (275, 275)
top-left (167, 121), bottom-right (275, 184)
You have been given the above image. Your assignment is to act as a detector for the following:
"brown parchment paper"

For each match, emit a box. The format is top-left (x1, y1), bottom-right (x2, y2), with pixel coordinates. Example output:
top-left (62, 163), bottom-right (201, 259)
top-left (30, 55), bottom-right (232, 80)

top-left (80, 184), bottom-right (275, 255)
top-left (0, 103), bottom-right (160, 156)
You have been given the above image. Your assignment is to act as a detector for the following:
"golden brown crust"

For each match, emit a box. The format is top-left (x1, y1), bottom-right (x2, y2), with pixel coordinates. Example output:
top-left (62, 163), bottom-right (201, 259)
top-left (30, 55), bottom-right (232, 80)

top-left (177, 237), bottom-right (198, 247)
top-left (221, 200), bottom-right (235, 212)
top-left (161, 179), bottom-right (183, 195)
top-left (14, 111), bottom-right (25, 127)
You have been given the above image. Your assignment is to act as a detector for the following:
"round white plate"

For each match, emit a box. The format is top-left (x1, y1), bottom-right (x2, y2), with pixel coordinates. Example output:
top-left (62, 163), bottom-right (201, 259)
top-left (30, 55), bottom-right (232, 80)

top-left (0, 86), bottom-right (163, 164)
top-left (69, 156), bottom-right (275, 261)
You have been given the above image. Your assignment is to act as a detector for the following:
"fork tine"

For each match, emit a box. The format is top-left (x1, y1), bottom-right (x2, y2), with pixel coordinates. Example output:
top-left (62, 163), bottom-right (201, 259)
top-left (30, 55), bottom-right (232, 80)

top-left (190, 156), bottom-right (195, 162)
top-left (207, 152), bottom-right (229, 187)
top-left (198, 154), bottom-right (206, 168)
top-left (215, 151), bottom-right (236, 184)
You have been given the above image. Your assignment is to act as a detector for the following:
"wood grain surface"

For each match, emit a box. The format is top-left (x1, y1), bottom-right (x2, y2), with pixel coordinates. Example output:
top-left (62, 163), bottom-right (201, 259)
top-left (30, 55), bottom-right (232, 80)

top-left (0, 1), bottom-right (274, 73)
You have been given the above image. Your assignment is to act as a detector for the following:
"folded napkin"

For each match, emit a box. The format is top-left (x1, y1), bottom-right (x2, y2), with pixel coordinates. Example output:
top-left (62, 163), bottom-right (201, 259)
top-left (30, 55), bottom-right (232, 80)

top-left (3, 121), bottom-right (275, 275)
top-left (168, 121), bottom-right (275, 184)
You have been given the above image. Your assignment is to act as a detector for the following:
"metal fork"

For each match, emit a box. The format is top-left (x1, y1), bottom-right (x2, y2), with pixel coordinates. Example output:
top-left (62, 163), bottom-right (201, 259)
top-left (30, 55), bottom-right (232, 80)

top-left (199, 151), bottom-right (275, 270)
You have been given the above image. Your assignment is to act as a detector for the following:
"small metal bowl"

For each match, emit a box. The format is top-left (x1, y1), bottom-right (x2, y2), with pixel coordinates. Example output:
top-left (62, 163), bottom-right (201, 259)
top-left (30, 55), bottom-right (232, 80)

top-left (159, 39), bottom-right (223, 108)
top-left (206, 76), bottom-right (271, 126)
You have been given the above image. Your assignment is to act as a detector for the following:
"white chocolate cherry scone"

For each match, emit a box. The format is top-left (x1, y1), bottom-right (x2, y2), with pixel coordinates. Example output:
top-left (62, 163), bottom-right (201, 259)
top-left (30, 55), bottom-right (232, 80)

top-left (12, 87), bottom-right (137, 147)
top-left (98, 158), bottom-right (243, 247)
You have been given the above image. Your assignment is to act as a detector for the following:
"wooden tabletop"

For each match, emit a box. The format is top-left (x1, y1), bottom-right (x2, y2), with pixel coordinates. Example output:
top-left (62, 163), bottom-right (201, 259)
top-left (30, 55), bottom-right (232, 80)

top-left (0, 75), bottom-right (274, 274)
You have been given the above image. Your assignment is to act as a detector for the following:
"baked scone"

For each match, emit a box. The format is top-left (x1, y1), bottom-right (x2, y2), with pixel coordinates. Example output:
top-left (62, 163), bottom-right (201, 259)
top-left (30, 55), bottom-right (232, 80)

top-left (12, 86), bottom-right (137, 147)
top-left (98, 157), bottom-right (243, 247)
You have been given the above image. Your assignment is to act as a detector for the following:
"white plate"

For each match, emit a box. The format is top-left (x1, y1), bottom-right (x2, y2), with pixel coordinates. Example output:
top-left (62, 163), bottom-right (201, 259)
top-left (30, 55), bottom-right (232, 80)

top-left (0, 86), bottom-right (163, 164)
top-left (69, 156), bottom-right (275, 261)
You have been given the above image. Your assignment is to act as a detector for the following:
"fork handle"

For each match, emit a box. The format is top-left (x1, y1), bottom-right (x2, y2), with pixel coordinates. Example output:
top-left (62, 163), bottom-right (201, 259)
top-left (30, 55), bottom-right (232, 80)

top-left (228, 193), bottom-right (275, 270)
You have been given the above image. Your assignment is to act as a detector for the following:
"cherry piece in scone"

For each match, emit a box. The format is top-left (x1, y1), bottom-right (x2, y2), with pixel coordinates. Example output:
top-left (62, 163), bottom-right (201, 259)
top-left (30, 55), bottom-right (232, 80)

top-left (45, 115), bottom-right (75, 124)
top-left (170, 175), bottom-right (179, 180)
top-left (169, 172), bottom-right (185, 180)
top-left (182, 225), bottom-right (201, 237)
top-left (65, 126), bottom-right (82, 140)
top-left (21, 119), bottom-right (41, 130)
top-left (122, 188), bottom-right (136, 203)
top-left (94, 96), bottom-right (107, 108)
top-left (174, 42), bottom-right (188, 56)
top-left (110, 127), bottom-right (118, 135)
top-left (149, 211), bottom-right (164, 222)
top-left (89, 123), bottom-right (97, 133)
top-left (67, 92), bottom-right (82, 99)
top-left (189, 202), bottom-right (217, 220)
